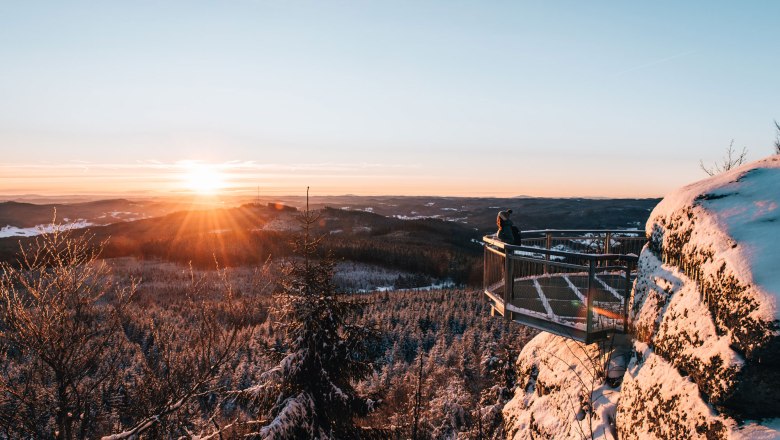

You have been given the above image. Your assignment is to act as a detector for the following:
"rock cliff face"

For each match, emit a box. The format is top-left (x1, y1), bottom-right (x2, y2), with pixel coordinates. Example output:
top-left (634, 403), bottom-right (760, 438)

top-left (504, 156), bottom-right (780, 439)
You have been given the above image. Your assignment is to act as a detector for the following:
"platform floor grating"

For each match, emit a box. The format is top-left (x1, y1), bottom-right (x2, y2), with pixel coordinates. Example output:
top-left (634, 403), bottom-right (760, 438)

top-left (498, 272), bottom-right (628, 331)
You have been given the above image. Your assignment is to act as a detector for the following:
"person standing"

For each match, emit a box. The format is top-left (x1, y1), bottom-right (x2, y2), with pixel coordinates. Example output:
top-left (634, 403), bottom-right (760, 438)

top-left (496, 209), bottom-right (517, 244)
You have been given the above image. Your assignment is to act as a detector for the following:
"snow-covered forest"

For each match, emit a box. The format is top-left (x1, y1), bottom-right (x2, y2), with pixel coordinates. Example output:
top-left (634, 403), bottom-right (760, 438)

top-left (0, 217), bottom-right (533, 439)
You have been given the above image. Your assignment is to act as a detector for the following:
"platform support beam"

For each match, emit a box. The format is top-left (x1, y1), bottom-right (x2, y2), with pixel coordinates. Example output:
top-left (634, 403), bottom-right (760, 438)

top-left (586, 260), bottom-right (595, 336)
top-left (544, 232), bottom-right (552, 274)
top-left (503, 248), bottom-right (513, 321)
top-left (623, 261), bottom-right (631, 333)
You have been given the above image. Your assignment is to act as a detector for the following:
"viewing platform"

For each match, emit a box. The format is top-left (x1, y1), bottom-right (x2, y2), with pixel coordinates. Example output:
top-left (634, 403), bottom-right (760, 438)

top-left (483, 230), bottom-right (645, 343)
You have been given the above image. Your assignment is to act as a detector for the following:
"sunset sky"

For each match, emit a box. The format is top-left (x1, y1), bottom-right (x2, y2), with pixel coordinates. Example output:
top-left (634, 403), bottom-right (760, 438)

top-left (1, 1), bottom-right (779, 198)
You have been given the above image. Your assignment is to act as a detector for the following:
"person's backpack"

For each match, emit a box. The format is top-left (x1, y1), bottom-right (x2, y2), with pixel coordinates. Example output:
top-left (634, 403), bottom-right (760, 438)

top-left (511, 225), bottom-right (521, 244)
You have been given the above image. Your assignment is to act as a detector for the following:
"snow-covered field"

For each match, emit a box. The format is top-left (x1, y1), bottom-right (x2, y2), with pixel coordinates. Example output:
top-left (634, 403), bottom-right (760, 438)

top-left (259, 217), bottom-right (300, 231)
top-left (0, 220), bottom-right (94, 238)
top-left (332, 261), bottom-right (453, 292)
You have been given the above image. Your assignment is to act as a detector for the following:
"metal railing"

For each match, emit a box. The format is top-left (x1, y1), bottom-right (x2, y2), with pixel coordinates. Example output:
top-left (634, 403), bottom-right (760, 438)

top-left (483, 230), bottom-right (644, 344)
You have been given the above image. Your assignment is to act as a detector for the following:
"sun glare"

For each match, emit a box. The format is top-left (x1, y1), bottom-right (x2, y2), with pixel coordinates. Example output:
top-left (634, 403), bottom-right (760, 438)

top-left (182, 163), bottom-right (226, 194)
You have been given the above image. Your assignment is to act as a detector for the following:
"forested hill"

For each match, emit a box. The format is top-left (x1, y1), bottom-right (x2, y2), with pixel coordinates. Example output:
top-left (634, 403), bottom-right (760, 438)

top-left (0, 203), bottom-right (486, 284)
top-left (0, 197), bottom-right (659, 286)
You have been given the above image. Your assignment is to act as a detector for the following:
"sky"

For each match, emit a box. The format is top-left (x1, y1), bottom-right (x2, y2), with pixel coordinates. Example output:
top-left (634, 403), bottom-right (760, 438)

top-left (1, 1), bottom-right (778, 198)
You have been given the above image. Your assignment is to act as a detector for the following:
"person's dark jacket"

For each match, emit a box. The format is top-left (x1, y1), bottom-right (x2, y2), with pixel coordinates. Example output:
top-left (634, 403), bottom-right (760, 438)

top-left (496, 210), bottom-right (516, 243)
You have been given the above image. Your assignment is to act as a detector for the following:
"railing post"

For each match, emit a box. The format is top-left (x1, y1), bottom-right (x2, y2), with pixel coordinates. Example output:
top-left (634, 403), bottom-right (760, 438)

top-left (483, 245), bottom-right (489, 295)
top-left (604, 232), bottom-right (611, 254)
top-left (503, 247), bottom-right (513, 321)
top-left (586, 259), bottom-right (595, 338)
top-left (544, 232), bottom-right (552, 274)
top-left (623, 260), bottom-right (632, 334)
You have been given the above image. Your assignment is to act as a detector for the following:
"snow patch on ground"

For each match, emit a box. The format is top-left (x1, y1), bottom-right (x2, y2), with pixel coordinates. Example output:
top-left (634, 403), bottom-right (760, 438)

top-left (732, 419), bottom-right (780, 440)
top-left (0, 220), bottom-right (94, 238)
top-left (261, 218), bottom-right (299, 231)
top-left (393, 214), bottom-right (440, 220)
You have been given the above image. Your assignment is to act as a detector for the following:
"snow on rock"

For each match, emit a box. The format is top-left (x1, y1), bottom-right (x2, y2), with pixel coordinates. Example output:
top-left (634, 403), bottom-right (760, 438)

top-left (504, 156), bottom-right (780, 439)
top-left (630, 249), bottom-right (681, 343)
top-left (639, 155), bottom-right (780, 418)
top-left (503, 332), bottom-right (621, 439)
top-left (617, 342), bottom-right (732, 439)
top-left (631, 251), bottom-right (744, 405)
top-left (647, 156), bottom-right (779, 349)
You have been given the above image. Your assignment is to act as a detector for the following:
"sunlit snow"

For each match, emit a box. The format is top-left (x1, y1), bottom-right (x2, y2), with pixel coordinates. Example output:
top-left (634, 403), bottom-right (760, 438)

top-left (0, 220), bottom-right (93, 238)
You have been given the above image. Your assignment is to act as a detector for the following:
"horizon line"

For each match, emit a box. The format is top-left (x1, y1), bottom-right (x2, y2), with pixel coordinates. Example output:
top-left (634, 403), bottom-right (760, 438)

top-left (0, 192), bottom-right (665, 202)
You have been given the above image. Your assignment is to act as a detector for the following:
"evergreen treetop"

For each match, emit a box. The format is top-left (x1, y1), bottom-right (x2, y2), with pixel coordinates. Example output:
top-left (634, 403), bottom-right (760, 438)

top-left (246, 188), bottom-right (380, 440)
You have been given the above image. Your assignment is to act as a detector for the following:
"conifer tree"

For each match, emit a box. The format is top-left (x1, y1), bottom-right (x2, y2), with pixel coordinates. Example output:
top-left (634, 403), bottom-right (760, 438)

top-left (247, 188), bottom-right (380, 439)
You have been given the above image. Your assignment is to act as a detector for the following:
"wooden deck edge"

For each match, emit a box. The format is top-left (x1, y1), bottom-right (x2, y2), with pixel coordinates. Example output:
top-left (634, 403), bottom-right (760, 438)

top-left (484, 289), bottom-right (624, 344)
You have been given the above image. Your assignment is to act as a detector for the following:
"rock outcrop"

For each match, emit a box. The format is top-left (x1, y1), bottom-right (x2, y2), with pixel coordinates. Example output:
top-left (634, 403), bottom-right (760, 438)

top-left (503, 332), bottom-right (624, 439)
top-left (504, 156), bottom-right (780, 439)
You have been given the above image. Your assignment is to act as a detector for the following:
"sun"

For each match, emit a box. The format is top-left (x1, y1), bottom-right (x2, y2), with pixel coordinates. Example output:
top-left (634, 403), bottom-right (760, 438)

top-left (181, 163), bottom-right (226, 194)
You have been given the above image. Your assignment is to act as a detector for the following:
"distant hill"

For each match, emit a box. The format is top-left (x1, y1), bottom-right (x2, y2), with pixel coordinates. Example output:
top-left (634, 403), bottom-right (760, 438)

top-left (0, 196), bottom-right (659, 286)
top-left (244, 195), bottom-right (660, 233)
top-left (0, 198), bottom-right (184, 228)
top-left (0, 195), bottom-right (660, 230)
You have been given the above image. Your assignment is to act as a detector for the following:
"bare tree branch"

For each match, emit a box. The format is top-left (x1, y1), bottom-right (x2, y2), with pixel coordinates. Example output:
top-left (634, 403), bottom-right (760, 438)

top-left (700, 140), bottom-right (748, 176)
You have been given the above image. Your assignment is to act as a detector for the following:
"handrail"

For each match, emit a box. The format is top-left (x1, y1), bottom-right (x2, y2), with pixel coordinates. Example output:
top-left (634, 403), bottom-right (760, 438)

top-left (483, 235), bottom-right (640, 262)
top-left (506, 254), bottom-right (590, 271)
top-left (482, 228), bottom-right (645, 343)
top-left (520, 229), bottom-right (645, 235)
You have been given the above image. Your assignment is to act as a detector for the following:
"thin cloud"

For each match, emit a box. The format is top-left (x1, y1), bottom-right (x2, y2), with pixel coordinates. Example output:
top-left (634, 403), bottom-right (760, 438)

top-left (0, 161), bottom-right (420, 172)
top-left (0, 160), bottom-right (425, 195)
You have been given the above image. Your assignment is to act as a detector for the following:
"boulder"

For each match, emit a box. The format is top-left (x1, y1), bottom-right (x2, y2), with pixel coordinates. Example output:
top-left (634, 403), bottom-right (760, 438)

top-left (503, 156), bottom-right (780, 437)
top-left (632, 156), bottom-right (780, 418)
